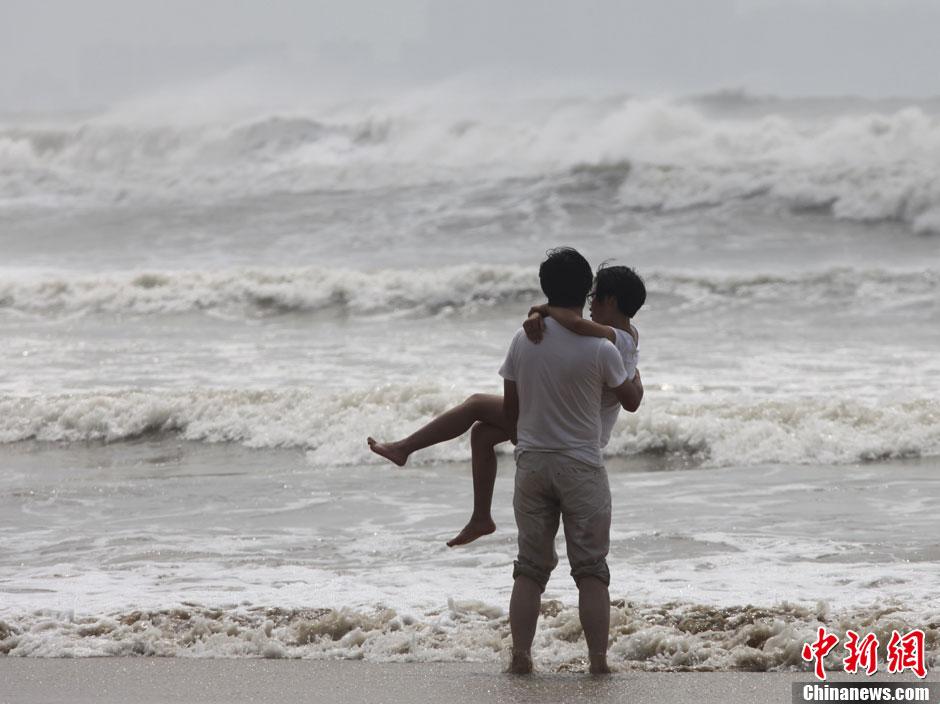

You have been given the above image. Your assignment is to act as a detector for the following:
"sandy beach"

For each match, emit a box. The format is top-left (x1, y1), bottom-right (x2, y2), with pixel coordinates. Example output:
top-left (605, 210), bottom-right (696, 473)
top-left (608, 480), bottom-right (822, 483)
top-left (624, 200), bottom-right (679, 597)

top-left (1, 659), bottom-right (936, 704)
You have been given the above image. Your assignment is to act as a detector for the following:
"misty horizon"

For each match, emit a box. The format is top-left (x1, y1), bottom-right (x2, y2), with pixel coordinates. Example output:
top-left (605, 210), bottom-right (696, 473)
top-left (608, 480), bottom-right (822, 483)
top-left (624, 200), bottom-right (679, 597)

top-left (2, 0), bottom-right (939, 112)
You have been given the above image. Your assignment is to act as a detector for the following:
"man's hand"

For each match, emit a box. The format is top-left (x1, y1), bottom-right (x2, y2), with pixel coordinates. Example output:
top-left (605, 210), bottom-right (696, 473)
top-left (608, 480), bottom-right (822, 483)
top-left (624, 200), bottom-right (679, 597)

top-left (523, 312), bottom-right (545, 343)
top-left (610, 367), bottom-right (644, 413)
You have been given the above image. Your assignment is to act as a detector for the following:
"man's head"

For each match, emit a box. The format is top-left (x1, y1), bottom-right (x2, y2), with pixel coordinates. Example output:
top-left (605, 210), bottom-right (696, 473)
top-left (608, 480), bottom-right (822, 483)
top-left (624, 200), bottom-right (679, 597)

top-left (590, 264), bottom-right (646, 322)
top-left (538, 247), bottom-right (593, 308)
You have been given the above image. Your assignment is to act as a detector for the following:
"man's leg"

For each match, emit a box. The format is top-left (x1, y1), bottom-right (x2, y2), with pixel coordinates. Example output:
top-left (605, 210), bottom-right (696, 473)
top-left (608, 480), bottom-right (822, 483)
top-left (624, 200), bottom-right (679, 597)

top-left (510, 452), bottom-right (559, 674)
top-left (368, 394), bottom-right (505, 466)
top-left (447, 421), bottom-right (510, 547)
top-left (578, 576), bottom-right (611, 674)
top-left (508, 575), bottom-right (542, 674)
top-left (558, 460), bottom-right (613, 674)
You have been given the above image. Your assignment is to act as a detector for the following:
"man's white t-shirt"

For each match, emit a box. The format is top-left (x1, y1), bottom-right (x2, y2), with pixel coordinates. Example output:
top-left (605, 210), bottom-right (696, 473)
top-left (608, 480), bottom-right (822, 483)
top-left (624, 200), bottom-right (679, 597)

top-left (499, 318), bottom-right (628, 467)
top-left (600, 328), bottom-right (638, 448)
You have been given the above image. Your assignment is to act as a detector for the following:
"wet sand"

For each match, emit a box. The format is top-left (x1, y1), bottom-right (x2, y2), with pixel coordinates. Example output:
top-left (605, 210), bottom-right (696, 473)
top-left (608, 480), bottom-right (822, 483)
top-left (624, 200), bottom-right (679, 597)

top-left (1, 659), bottom-right (935, 704)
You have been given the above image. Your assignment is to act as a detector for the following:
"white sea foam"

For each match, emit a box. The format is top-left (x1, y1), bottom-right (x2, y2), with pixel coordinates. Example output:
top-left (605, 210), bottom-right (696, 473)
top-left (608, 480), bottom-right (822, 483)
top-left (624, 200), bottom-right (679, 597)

top-left (1, 600), bottom-right (936, 671)
top-left (2, 388), bottom-right (938, 468)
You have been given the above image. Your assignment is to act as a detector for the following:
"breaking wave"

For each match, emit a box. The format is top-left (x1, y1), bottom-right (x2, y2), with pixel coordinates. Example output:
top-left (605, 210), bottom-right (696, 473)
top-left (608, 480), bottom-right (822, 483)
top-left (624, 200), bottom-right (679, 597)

top-left (1, 265), bottom-right (936, 318)
top-left (2, 387), bottom-right (939, 468)
top-left (0, 265), bottom-right (538, 317)
top-left (4, 96), bottom-right (940, 232)
top-left (1, 599), bottom-right (936, 671)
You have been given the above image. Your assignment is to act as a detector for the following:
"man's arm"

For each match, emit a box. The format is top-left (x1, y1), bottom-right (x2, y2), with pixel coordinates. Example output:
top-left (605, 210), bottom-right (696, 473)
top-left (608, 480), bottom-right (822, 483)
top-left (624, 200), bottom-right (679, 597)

top-left (503, 379), bottom-right (519, 443)
top-left (610, 368), bottom-right (643, 413)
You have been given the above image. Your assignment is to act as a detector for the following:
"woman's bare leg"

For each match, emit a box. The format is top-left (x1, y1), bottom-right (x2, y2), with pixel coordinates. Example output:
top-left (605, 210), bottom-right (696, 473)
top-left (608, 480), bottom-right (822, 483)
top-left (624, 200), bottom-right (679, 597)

top-left (368, 393), bottom-right (505, 467)
top-left (447, 421), bottom-right (511, 547)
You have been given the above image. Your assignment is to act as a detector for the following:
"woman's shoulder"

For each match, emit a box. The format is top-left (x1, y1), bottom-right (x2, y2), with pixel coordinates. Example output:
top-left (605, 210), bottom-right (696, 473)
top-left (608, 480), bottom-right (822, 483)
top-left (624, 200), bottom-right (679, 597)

top-left (613, 326), bottom-right (638, 352)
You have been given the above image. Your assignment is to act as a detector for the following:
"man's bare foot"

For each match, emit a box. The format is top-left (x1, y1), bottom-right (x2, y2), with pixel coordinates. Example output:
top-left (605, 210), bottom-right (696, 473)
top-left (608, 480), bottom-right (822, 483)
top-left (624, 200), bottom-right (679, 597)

top-left (446, 517), bottom-right (496, 547)
top-left (589, 654), bottom-right (611, 675)
top-left (508, 650), bottom-right (533, 674)
top-left (367, 437), bottom-right (409, 467)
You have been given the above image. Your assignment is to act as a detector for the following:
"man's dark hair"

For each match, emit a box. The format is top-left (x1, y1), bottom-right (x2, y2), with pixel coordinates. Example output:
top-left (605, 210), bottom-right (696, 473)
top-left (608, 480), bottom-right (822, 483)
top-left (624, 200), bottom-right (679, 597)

top-left (539, 247), bottom-right (593, 308)
top-left (594, 264), bottom-right (646, 317)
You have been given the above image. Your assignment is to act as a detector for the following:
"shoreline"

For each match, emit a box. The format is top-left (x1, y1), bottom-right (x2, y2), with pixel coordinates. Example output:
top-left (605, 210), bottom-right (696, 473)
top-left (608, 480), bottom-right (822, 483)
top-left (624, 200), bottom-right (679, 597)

top-left (1, 659), bottom-right (936, 704)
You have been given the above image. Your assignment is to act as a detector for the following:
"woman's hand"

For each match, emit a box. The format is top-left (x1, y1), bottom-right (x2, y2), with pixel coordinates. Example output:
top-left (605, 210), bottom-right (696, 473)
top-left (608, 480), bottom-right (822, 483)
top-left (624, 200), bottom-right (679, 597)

top-left (523, 312), bottom-right (545, 343)
top-left (527, 304), bottom-right (550, 318)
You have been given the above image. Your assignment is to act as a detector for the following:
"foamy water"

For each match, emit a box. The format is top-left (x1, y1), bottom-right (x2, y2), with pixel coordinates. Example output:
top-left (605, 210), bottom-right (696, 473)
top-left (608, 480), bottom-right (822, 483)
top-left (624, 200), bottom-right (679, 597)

top-left (0, 442), bottom-right (937, 670)
top-left (1, 90), bottom-right (939, 669)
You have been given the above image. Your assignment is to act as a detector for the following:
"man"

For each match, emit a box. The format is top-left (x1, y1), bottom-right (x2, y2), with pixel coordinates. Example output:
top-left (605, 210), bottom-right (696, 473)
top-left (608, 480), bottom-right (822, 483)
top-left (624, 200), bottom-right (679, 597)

top-left (498, 247), bottom-right (643, 675)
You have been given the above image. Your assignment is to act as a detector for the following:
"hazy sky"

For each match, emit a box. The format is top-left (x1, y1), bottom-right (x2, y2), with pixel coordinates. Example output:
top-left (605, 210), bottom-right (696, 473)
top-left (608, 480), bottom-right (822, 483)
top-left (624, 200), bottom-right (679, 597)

top-left (2, 0), bottom-right (939, 110)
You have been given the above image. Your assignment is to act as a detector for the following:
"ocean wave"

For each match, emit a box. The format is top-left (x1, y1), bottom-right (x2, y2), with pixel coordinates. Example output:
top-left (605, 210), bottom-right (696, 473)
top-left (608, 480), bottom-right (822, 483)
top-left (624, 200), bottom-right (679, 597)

top-left (651, 268), bottom-right (940, 314)
top-left (0, 265), bottom-right (539, 316)
top-left (605, 397), bottom-right (940, 467)
top-left (1, 599), bottom-right (936, 670)
top-left (1, 265), bottom-right (936, 318)
top-left (4, 97), bottom-right (940, 232)
top-left (2, 388), bottom-right (938, 468)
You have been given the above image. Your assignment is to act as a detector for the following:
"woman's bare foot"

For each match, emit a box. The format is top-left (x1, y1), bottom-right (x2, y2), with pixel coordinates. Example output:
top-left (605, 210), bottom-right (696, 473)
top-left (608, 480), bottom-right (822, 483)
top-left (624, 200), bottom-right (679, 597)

top-left (367, 437), bottom-right (409, 467)
top-left (446, 516), bottom-right (496, 547)
top-left (508, 649), bottom-right (533, 674)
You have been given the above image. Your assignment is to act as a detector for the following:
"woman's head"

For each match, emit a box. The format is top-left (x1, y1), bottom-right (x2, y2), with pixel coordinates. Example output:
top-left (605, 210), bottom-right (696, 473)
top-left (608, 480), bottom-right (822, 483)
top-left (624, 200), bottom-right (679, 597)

top-left (591, 265), bottom-right (646, 318)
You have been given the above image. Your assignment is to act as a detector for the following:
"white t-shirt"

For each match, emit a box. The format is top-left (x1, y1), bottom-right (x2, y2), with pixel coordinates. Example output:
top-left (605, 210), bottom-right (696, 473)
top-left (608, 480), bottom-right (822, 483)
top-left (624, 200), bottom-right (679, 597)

top-left (499, 318), bottom-right (628, 467)
top-left (600, 327), bottom-right (638, 448)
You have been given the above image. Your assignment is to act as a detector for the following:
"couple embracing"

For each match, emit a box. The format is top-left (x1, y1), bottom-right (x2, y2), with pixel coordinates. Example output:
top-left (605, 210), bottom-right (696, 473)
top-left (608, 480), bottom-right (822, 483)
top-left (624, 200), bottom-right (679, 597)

top-left (369, 247), bottom-right (646, 673)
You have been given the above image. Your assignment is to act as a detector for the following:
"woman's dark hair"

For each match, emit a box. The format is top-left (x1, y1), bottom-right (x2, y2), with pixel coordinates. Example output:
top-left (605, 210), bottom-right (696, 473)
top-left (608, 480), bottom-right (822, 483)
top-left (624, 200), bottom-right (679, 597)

top-left (594, 264), bottom-right (646, 317)
top-left (538, 247), bottom-right (593, 308)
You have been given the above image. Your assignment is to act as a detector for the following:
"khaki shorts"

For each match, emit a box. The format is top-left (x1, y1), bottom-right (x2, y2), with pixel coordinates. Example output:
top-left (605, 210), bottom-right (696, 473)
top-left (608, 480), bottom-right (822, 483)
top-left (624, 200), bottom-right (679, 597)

top-left (512, 451), bottom-right (612, 592)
